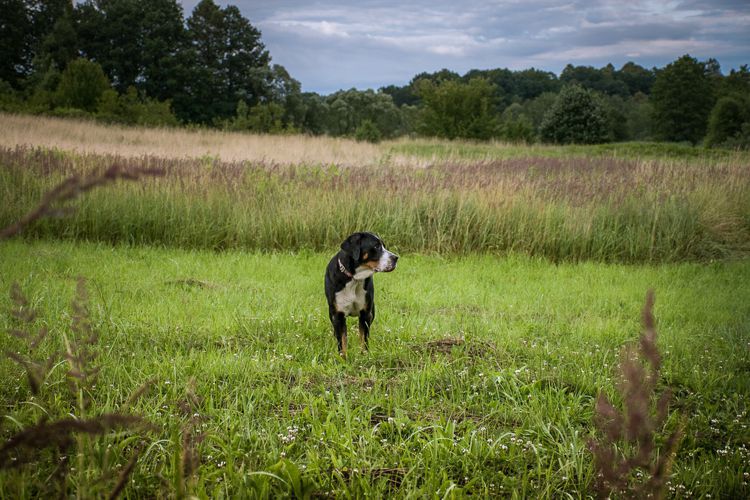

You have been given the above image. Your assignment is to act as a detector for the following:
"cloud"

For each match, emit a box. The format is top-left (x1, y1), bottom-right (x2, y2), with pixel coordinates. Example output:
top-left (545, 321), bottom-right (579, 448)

top-left (178, 0), bottom-right (750, 93)
top-left (274, 20), bottom-right (352, 38)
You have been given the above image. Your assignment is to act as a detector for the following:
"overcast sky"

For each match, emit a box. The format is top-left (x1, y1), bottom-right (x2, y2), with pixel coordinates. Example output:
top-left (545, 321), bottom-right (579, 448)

top-left (178, 0), bottom-right (750, 94)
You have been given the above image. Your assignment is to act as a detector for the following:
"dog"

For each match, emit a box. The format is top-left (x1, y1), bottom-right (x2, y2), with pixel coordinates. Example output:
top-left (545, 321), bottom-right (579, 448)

top-left (325, 232), bottom-right (398, 357)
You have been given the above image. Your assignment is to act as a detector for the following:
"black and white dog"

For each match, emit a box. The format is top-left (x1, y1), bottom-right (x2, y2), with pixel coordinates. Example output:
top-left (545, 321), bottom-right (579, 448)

top-left (325, 232), bottom-right (398, 357)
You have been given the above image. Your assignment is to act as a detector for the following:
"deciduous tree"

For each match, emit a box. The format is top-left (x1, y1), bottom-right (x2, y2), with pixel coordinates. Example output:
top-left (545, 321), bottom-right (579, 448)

top-left (416, 77), bottom-right (499, 140)
top-left (324, 89), bottom-right (403, 138)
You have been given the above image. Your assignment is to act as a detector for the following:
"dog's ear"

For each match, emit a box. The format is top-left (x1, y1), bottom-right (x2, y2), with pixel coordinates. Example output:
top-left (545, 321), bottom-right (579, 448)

top-left (341, 233), bottom-right (362, 261)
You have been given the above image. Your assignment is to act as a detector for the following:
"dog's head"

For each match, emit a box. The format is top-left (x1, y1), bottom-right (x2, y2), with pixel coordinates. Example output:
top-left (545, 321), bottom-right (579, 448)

top-left (340, 232), bottom-right (398, 278)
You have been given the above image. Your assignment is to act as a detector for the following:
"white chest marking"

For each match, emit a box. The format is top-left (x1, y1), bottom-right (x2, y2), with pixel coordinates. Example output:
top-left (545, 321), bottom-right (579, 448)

top-left (335, 279), bottom-right (367, 316)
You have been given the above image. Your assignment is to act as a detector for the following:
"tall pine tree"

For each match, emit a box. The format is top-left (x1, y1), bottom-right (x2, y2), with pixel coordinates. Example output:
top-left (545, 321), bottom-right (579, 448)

top-left (651, 54), bottom-right (715, 143)
top-left (0, 0), bottom-right (31, 87)
top-left (185, 0), bottom-right (270, 123)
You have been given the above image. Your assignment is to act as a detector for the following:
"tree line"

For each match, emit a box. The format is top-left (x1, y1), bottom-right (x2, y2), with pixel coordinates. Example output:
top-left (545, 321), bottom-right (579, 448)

top-left (1, 0), bottom-right (748, 147)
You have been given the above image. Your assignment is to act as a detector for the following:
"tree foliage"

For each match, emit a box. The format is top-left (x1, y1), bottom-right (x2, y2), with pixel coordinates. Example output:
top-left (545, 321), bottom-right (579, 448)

top-left (56, 58), bottom-right (110, 112)
top-left (719, 65), bottom-right (750, 97)
top-left (0, 0), bottom-right (32, 87)
top-left (704, 65), bottom-right (750, 148)
top-left (76, 0), bottom-right (145, 91)
top-left (185, 0), bottom-right (269, 123)
top-left (0, 0), bottom-right (69, 87)
top-left (354, 119), bottom-right (382, 143)
top-left (0, 4), bottom-right (745, 147)
top-left (379, 84), bottom-right (419, 107)
top-left (540, 85), bottom-right (608, 144)
top-left (623, 92), bottom-right (653, 141)
top-left (38, 5), bottom-right (77, 74)
top-left (619, 62), bottom-right (656, 95)
top-left (561, 63), bottom-right (630, 97)
top-left (651, 55), bottom-right (715, 143)
top-left (499, 103), bottom-right (535, 143)
top-left (416, 77), bottom-right (499, 140)
top-left (705, 96), bottom-right (749, 148)
top-left (97, 86), bottom-right (178, 126)
top-left (75, 0), bottom-right (190, 121)
top-left (323, 89), bottom-right (403, 138)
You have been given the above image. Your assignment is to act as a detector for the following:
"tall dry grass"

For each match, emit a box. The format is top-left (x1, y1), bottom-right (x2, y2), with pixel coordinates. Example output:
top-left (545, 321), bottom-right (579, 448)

top-left (4, 113), bottom-right (744, 169)
top-left (589, 290), bottom-right (683, 499)
top-left (0, 158), bottom-right (164, 239)
top-left (2, 146), bottom-right (748, 262)
top-left (0, 112), bottom-right (385, 166)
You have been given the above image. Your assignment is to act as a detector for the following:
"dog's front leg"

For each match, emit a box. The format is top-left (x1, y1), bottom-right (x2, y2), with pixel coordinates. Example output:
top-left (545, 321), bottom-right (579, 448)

top-left (358, 310), bottom-right (372, 352)
top-left (332, 312), bottom-right (348, 358)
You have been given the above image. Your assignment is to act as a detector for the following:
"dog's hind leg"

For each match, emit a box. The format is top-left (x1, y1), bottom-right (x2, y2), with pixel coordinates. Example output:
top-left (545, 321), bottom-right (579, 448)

top-left (332, 312), bottom-right (348, 358)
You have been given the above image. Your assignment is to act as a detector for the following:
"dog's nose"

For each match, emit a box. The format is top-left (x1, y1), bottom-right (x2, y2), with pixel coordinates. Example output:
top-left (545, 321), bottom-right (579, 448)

top-left (392, 254), bottom-right (399, 262)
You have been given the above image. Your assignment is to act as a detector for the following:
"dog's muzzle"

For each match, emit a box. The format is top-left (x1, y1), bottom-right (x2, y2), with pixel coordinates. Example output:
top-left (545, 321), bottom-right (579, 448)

top-left (376, 251), bottom-right (399, 272)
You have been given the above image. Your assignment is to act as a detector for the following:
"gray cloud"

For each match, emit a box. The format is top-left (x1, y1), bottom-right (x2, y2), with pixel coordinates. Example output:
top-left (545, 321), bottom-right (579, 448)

top-left (178, 0), bottom-right (749, 94)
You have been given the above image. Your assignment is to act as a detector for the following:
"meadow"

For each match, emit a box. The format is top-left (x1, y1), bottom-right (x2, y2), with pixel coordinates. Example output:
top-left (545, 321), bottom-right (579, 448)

top-left (1, 240), bottom-right (748, 498)
top-left (0, 115), bottom-right (749, 497)
top-left (1, 113), bottom-right (742, 165)
top-left (1, 143), bottom-right (749, 263)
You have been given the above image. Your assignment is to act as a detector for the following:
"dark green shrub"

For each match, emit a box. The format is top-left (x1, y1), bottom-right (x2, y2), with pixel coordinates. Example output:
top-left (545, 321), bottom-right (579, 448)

top-left (416, 77), bottom-right (500, 140)
top-left (705, 95), bottom-right (749, 148)
top-left (226, 101), bottom-right (288, 133)
top-left (49, 107), bottom-right (92, 120)
top-left (354, 119), bottom-right (382, 143)
top-left (96, 87), bottom-right (178, 126)
top-left (540, 85), bottom-right (608, 144)
top-left (499, 103), bottom-right (535, 143)
top-left (226, 99), bottom-right (252, 130)
top-left (520, 92), bottom-right (557, 132)
top-left (0, 80), bottom-right (23, 112)
top-left (96, 89), bottom-right (131, 123)
top-left (599, 94), bottom-right (629, 141)
top-left (321, 89), bottom-right (404, 138)
top-left (55, 58), bottom-right (110, 112)
top-left (135, 98), bottom-right (178, 127)
top-left (624, 92), bottom-right (654, 141)
top-left (717, 122), bottom-right (750, 150)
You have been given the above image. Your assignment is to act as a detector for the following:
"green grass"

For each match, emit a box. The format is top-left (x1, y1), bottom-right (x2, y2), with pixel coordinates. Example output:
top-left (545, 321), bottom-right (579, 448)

top-left (1, 240), bottom-right (748, 497)
top-left (2, 146), bottom-right (749, 262)
top-left (389, 140), bottom-right (750, 162)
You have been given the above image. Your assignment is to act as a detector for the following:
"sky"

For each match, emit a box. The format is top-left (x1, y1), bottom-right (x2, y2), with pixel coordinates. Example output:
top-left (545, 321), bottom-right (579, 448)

top-left (178, 0), bottom-right (750, 95)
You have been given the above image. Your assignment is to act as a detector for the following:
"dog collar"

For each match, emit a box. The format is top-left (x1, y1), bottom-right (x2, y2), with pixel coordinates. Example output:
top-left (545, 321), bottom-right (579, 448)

top-left (338, 258), bottom-right (354, 278)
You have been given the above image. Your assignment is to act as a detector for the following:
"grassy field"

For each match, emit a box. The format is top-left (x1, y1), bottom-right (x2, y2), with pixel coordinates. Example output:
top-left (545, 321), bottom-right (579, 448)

top-left (1, 115), bottom-right (749, 497)
top-left (1, 240), bottom-right (749, 498)
top-left (388, 139), bottom-right (750, 162)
